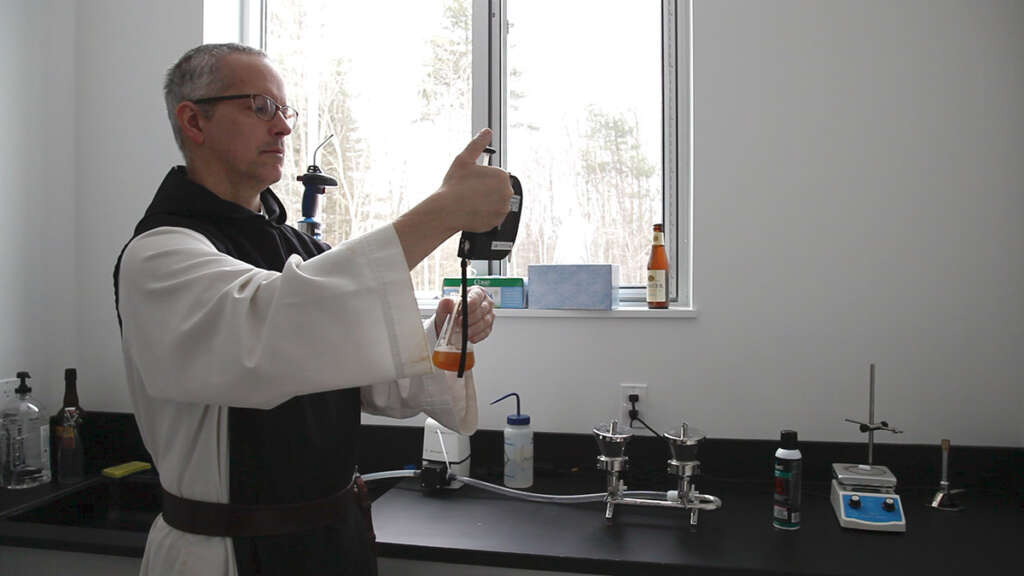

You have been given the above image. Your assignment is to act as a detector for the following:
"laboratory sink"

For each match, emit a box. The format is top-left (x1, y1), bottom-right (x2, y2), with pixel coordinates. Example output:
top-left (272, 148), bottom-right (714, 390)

top-left (6, 475), bottom-right (161, 532)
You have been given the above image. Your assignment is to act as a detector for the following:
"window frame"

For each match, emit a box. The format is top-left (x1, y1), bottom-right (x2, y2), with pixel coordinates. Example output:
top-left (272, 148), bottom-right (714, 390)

top-left (249, 0), bottom-right (692, 309)
top-left (470, 0), bottom-right (689, 307)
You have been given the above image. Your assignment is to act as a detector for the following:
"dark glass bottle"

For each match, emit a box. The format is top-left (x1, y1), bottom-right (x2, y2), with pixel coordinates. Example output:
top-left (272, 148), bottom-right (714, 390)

top-left (50, 368), bottom-right (85, 484)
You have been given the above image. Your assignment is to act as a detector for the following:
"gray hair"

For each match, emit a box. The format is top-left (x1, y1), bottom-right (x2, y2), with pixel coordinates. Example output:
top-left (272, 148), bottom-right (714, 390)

top-left (164, 43), bottom-right (267, 154)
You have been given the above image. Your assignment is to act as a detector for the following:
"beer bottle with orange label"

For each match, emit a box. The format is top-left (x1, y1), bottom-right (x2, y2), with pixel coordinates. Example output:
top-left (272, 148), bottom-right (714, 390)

top-left (647, 223), bottom-right (669, 309)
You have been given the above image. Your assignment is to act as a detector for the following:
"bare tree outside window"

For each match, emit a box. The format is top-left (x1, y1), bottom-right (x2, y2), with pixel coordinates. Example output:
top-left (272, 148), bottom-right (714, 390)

top-left (267, 0), bottom-right (472, 293)
top-left (418, 0), bottom-right (472, 125)
top-left (266, 0), bottom-right (662, 293)
top-left (505, 1), bottom-right (662, 286)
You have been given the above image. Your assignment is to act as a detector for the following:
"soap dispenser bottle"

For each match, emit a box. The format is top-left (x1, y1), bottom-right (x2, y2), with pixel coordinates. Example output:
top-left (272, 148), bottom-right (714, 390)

top-left (490, 392), bottom-right (533, 489)
top-left (1, 371), bottom-right (51, 488)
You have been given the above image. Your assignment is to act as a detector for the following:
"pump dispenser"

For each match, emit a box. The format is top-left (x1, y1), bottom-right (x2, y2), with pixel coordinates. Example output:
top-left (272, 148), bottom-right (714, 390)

top-left (490, 392), bottom-right (533, 488)
top-left (1, 371), bottom-right (51, 488)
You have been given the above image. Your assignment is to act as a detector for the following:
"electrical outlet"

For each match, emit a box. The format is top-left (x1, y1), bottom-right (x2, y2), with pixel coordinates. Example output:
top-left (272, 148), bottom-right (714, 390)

top-left (619, 383), bottom-right (648, 430)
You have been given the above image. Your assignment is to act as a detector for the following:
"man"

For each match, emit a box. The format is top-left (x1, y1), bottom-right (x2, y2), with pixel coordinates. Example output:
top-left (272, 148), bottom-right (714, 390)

top-left (113, 43), bottom-right (512, 575)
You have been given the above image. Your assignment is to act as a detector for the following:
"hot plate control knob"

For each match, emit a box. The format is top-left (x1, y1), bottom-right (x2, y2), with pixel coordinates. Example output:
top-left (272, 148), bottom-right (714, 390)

top-left (883, 497), bottom-right (896, 512)
top-left (849, 495), bottom-right (861, 509)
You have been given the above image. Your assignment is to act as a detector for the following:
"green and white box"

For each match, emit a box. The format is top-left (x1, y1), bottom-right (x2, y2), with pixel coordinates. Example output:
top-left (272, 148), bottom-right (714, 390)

top-left (442, 277), bottom-right (526, 309)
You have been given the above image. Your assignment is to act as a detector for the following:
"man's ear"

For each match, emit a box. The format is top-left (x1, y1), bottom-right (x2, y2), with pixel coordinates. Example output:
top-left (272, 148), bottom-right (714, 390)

top-left (176, 101), bottom-right (206, 146)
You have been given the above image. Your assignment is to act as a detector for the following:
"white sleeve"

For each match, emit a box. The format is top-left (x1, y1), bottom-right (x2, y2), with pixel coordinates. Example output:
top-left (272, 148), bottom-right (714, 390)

top-left (359, 317), bottom-right (479, 435)
top-left (118, 225), bottom-right (432, 409)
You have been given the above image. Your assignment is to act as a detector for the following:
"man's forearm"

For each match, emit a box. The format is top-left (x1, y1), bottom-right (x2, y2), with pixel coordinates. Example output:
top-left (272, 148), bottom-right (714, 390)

top-left (391, 128), bottom-right (511, 269)
top-left (392, 195), bottom-right (461, 270)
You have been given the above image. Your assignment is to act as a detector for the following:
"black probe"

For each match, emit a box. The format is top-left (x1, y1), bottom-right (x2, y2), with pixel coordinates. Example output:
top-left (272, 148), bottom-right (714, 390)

top-left (457, 145), bottom-right (497, 377)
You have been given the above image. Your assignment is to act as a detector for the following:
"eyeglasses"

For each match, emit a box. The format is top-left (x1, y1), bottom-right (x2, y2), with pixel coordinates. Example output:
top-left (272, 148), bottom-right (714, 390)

top-left (192, 93), bottom-right (299, 128)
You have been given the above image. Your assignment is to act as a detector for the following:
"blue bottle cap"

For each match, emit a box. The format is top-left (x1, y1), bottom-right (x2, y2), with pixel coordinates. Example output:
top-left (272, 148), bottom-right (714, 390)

top-left (507, 413), bottom-right (530, 426)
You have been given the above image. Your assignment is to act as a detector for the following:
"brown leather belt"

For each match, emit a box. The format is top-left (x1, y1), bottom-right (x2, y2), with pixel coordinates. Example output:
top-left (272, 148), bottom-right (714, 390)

top-left (161, 476), bottom-right (376, 544)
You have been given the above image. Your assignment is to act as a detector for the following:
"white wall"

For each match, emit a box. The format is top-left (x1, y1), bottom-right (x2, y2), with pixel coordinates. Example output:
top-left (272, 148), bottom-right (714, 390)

top-left (0, 0), bottom-right (77, 413)
top-left (73, 0), bottom-right (203, 415)
top-left (8, 0), bottom-right (1021, 447)
top-left (683, 0), bottom-right (1023, 447)
top-left (381, 0), bottom-right (1024, 447)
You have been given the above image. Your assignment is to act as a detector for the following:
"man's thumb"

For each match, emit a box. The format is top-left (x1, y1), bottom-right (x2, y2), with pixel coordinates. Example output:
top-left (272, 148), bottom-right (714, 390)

top-left (434, 297), bottom-right (456, 337)
top-left (456, 128), bottom-right (492, 164)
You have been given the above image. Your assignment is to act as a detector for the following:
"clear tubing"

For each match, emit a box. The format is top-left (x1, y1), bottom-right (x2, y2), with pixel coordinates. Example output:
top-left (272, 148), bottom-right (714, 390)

top-left (360, 470), bottom-right (678, 506)
top-left (456, 476), bottom-right (608, 503)
top-left (457, 476), bottom-right (675, 504)
top-left (360, 470), bottom-right (420, 482)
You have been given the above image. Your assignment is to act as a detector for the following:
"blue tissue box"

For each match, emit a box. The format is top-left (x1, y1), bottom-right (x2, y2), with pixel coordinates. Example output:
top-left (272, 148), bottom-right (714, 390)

top-left (527, 265), bottom-right (619, 310)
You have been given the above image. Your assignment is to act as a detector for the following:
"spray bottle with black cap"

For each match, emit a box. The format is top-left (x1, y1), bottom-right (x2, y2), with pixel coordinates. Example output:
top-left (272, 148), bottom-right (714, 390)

top-left (772, 429), bottom-right (802, 530)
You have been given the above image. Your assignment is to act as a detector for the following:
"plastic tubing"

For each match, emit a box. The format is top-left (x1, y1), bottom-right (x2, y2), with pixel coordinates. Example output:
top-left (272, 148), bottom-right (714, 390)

top-left (457, 476), bottom-right (674, 504)
top-left (360, 469), bottom-right (676, 506)
top-left (360, 469), bottom-right (420, 482)
top-left (456, 476), bottom-right (608, 503)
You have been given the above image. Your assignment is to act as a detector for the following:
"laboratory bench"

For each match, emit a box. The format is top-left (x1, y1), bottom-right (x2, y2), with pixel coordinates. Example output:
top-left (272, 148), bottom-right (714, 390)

top-left (1, 414), bottom-right (1021, 575)
top-left (374, 477), bottom-right (1022, 576)
top-left (0, 473), bottom-right (152, 557)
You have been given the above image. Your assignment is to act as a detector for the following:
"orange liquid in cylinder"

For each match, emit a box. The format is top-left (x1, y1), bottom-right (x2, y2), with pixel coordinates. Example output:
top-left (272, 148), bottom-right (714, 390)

top-left (432, 349), bottom-right (475, 372)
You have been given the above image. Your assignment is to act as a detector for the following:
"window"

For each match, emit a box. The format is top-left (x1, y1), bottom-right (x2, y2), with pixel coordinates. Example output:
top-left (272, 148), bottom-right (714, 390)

top-left (260, 0), bottom-right (690, 306)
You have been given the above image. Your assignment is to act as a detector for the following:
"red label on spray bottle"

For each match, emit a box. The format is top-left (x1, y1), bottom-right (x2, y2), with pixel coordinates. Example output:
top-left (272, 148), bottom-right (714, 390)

top-left (772, 459), bottom-right (802, 529)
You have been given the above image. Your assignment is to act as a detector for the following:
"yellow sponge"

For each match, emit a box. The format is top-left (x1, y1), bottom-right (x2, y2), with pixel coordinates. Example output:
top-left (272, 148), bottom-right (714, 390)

top-left (102, 461), bottom-right (152, 479)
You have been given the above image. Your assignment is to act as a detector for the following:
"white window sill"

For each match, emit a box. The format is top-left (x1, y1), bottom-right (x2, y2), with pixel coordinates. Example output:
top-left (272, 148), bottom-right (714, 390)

top-left (418, 301), bottom-right (696, 319)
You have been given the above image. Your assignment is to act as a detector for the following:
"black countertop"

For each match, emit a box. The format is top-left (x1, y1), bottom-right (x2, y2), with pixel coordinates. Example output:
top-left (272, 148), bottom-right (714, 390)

top-left (2, 474), bottom-right (1021, 574)
top-left (2, 418), bottom-right (1021, 574)
top-left (0, 476), bottom-right (106, 521)
top-left (372, 477), bottom-right (1021, 576)
top-left (0, 473), bottom-right (155, 557)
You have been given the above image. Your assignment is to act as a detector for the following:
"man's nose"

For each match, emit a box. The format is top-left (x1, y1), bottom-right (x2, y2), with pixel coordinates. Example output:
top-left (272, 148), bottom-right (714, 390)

top-left (271, 111), bottom-right (292, 136)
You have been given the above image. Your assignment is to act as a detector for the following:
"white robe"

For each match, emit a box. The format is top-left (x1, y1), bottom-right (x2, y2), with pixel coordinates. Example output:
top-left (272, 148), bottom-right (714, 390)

top-left (117, 224), bottom-right (477, 576)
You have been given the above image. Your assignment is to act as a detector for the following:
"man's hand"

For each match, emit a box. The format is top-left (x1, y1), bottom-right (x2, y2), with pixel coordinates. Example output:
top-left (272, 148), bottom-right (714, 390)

top-left (433, 286), bottom-right (495, 344)
top-left (392, 128), bottom-right (513, 269)
top-left (436, 128), bottom-right (514, 233)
